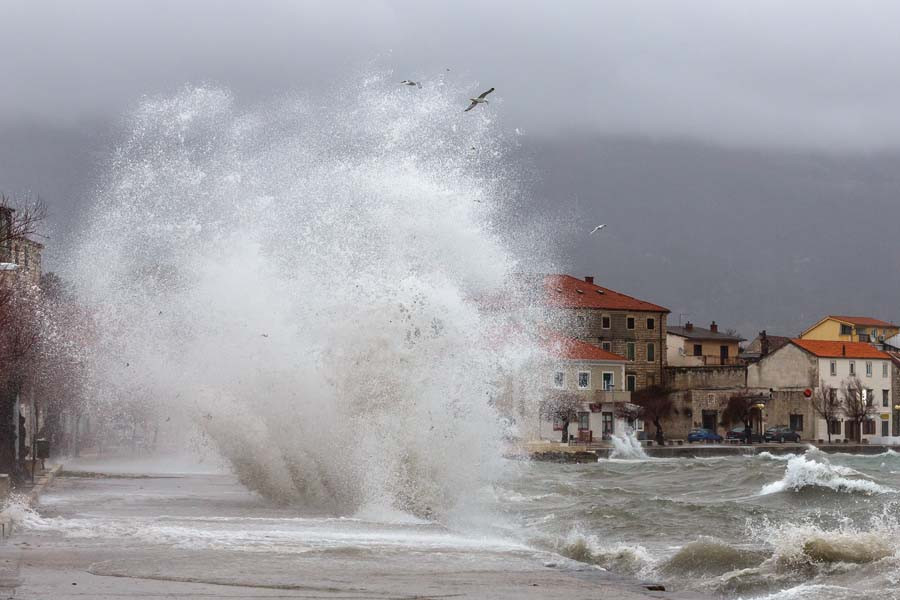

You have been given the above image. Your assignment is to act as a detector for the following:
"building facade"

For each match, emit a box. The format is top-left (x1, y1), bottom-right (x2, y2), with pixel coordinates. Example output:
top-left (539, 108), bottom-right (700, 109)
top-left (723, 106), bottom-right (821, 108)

top-left (541, 275), bottom-right (669, 392)
top-left (667, 321), bottom-right (744, 366)
top-left (800, 316), bottom-right (899, 344)
top-left (537, 332), bottom-right (634, 443)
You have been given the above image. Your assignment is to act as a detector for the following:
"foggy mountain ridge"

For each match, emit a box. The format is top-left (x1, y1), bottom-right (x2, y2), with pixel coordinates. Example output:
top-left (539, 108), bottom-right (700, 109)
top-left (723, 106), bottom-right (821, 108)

top-left (2, 121), bottom-right (899, 339)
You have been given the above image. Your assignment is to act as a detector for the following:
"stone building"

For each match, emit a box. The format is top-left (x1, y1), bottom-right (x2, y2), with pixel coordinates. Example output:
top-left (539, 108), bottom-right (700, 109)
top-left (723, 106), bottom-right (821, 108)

top-left (540, 274), bottom-right (669, 392)
top-left (663, 363), bottom-right (748, 439)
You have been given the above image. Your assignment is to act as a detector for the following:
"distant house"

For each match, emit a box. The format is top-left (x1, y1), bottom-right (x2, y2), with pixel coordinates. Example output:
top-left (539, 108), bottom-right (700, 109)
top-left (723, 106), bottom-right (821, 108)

top-left (538, 331), bottom-right (634, 443)
top-left (799, 315), bottom-right (899, 344)
top-left (666, 321), bottom-right (744, 366)
top-left (539, 275), bottom-right (670, 392)
top-left (748, 339), bottom-right (895, 442)
top-left (741, 331), bottom-right (791, 362)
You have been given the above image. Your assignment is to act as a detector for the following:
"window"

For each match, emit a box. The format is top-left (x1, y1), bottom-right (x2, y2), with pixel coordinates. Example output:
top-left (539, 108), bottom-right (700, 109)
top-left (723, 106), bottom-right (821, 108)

top-left (553, 371), bottom-right (565, 389)
top-left (578, 412), bottom-right (590, 431)
top-left (829, 420), bottom-right (842, 435)
top-left (884, 363), bottom-right (889, 378)
top-left (626, 374), bottom-right (636, 391)
top-left (866, 361), bottom-right (873, 377)
top-left (864, 420), bottom-right (876, 435)
top-left (849, 361), bottom-right (856, 376)
top-left (840, 324), bottom-right (852, 336)
top-left (602, 372), bottom-right (614, 391)
top-left (693, 344), bottom-right (703, 357)
top-left (866, 389), bottom-right (874, 407)
top-left (884, 389), bottom-right (890, 407)
top-left (626, 316), bottom-right (635, 330)
top-left (789, 414), bottom-right (803, 431)
top-left (646, 318), bottom-right (655, 330)
top-left (883, 420), bottom-right (890, 437)
top-left (601, 341), bottom-right (612, 351)
top-left (601, 315), bottom-right (611, 329)
top-left (647, 342), bottom-right (655, 362)
top-left (626, 342), bottom-right (635, 361)
top-left (830, 360), bottom-right (837, 376)
top-left (577, 371), bottom-right (590, 389)
top-left (647, 374), bottom-right (655, 387)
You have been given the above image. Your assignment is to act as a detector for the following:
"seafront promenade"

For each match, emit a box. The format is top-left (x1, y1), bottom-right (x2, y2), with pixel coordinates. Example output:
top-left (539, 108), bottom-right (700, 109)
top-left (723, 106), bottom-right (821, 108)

top-left (519, 440), bottom-right (896, 461)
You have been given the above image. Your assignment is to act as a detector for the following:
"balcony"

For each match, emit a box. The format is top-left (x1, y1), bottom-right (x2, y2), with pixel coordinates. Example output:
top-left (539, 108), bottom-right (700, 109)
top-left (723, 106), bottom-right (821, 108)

top-left (682, 355), bottom-right (742, 366)
top-left (591, 390), bottom-right (632, 404)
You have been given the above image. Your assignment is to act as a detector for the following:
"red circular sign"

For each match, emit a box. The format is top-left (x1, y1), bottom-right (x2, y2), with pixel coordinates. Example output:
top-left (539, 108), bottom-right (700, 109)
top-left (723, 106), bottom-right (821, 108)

top-left (803, 388), bottom-right (812, 397)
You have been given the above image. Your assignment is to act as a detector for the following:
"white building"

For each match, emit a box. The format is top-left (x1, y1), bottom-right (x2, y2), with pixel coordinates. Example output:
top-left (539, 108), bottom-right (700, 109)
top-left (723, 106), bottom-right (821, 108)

top-left (537, 331), bottom-right (635, 443)
top-left (788, 340), bottom-right (893, 442)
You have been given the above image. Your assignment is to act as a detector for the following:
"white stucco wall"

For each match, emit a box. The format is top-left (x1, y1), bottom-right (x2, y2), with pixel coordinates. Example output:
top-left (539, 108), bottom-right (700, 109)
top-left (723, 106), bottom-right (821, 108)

top-left (813, 356), bottom-right (893, 441)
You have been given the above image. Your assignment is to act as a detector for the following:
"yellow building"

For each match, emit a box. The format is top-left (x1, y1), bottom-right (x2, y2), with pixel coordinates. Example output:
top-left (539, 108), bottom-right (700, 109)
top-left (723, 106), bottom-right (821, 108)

top-left (799, 315), bottom-right (899, 344)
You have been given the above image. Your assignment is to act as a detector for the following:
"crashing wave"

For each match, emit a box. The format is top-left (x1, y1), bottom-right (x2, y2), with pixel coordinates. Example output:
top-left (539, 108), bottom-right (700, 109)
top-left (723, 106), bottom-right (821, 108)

top-left (760, 454), bottom-right (893, 495)
top-left (609, 431), bottom-right (649, 460)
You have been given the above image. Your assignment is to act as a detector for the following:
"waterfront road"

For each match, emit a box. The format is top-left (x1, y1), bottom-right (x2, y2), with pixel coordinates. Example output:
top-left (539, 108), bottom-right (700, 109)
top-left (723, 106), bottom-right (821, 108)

top-left (0, 459), bottom-right (695, 599)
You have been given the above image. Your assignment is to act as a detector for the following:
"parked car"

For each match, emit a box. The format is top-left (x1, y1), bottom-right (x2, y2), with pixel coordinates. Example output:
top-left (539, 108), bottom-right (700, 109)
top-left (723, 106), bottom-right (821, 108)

top-left (725, 426), bottom-right (765, 443)
top-left (687, 428), bottom-right (723, 443)
top-left (764, 426), bottom-right (801, 443)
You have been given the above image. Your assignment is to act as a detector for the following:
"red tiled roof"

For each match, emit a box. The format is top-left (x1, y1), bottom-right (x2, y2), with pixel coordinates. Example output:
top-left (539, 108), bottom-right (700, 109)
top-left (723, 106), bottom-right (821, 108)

top-left (829, 315), bottom-right (896, 328)
top-left (791, 339), bottom-right (891, 360)
top-left (542, 331), bottom-right (627, 362)
top-left (542, 275), bottom-right (670, 313)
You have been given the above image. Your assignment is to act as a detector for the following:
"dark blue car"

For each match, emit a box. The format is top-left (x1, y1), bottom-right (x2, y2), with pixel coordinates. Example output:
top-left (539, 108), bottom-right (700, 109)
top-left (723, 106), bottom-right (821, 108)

top-left (687, 428), bottom-right (723, 443)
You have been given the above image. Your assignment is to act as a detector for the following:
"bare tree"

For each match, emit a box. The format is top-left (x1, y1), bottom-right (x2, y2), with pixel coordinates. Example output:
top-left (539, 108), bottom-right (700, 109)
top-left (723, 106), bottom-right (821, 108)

top-left (721, 392), bottom-right (758, 443)
top-left (841, 376), bottom-right (875, 442)
top-left (631, 385), bottom-right (673, 445)
top-left (539, 391), bottom-right (582, 443)
top-left (0, 194), bottom-right (47, 257)
top-left (811, 381), bottom-right (842, 443)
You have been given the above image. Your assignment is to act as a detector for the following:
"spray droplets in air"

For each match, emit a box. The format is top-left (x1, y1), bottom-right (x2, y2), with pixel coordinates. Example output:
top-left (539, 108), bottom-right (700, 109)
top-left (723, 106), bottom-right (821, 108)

top-left (71, 75), bottom-right (536, 516)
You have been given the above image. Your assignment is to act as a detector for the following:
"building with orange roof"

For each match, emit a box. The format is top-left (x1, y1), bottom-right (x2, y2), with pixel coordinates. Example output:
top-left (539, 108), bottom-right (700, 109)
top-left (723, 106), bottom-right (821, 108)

top-left (799, 315), bottom-right (899, 344)
top-left (537, 330), bottom-right (637, 443)
top-left (748, 339), bottom-right (895, 443)
top-left (539, 274), bottom-right (670, 393)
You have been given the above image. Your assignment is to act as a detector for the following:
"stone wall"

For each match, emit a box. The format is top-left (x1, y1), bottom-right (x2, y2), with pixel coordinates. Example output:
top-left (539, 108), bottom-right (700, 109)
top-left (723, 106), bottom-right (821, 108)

top-left (665, 365), bottom-right (747, 391)
top-left (747, 343), bottom-right (818, 389)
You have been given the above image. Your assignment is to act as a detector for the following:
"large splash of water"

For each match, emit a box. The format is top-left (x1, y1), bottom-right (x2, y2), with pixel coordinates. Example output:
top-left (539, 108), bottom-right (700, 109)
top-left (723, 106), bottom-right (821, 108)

top-left (69, 76), bottom-right (539, 517)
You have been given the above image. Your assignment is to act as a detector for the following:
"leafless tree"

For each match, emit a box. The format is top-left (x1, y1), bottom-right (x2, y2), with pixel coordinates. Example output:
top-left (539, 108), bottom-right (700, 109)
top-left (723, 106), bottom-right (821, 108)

top-left (842, 376), bottom-right (875, 442)
top-left (631, 385), bottom-right (673, 445)
top-left (811, 381), bottom-right (842, 443)
top-left (722, 392), bottom-right (758, 443)
top-left (539, 391), bottom-right (582, 443)
top-left (0, 193), bottom-right (47, 254)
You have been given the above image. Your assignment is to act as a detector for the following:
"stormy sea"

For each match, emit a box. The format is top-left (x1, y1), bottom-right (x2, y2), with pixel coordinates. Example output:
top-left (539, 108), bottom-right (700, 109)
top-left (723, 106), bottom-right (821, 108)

top-left (8, 76), bottom-right (897, 599)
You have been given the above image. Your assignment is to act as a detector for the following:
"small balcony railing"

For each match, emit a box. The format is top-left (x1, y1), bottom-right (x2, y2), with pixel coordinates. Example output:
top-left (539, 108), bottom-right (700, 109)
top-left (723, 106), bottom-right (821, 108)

top-left (689, 355), bottom-right (742, 366)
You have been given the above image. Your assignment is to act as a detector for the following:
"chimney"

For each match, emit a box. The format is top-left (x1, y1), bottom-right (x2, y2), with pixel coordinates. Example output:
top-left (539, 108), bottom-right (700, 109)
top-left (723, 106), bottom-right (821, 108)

top-left (842, 344), bottom-right (846, 357)
top-left (760, 330), bottom-right (769, 356)
top-left (710, 321), bottom-right (718, 333)
top-left (685, 321), bottom-right (693, 330)
top-left (584, 276), bottom-right (594, 284)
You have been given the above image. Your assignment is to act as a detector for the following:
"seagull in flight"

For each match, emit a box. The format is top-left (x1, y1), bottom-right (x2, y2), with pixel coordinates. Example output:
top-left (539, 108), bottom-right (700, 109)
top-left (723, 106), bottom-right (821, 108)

top-left (590, 224), bottom-right (607, 235)
top-left (400, 80), bottom-right (422, 88)
top-left (464, 87), bottom-right (495, 112)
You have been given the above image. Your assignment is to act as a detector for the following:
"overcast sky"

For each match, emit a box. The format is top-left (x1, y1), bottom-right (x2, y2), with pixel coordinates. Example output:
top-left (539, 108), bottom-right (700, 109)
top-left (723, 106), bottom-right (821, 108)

top-left (2, 1), bottom-right (900, 335)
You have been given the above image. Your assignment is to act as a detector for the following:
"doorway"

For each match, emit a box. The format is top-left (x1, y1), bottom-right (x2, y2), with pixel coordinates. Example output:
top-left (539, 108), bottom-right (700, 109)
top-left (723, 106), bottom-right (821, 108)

top-left (702, 410), bottom-right (717, 431)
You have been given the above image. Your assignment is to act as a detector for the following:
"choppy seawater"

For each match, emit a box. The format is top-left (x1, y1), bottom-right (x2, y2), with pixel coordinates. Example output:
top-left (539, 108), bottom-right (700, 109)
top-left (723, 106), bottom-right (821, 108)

top-left (498, 447), bottom-right (900, 599)
top-left (9, 448), bottom-right (900, 599)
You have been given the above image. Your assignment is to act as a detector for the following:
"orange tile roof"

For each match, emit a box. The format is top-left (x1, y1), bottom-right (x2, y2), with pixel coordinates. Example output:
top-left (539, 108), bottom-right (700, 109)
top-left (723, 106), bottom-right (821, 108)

top-left (542, 331), bottom-right (627, 362)
top-left (791, 339), bottom-right (891, 360)
top-left (542, 275), bottom-right (670, 313)
top-left (829, 315), bottom-right (897, 328)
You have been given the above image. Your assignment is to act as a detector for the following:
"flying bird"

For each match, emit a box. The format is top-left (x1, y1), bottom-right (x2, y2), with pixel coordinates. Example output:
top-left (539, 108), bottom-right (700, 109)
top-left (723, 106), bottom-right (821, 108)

top-left (400, 80), bottom-right (422, 88)
top-left (464, 88), bottom-right (495, 112)
top-left (590, 224), bottom-right (607, 235)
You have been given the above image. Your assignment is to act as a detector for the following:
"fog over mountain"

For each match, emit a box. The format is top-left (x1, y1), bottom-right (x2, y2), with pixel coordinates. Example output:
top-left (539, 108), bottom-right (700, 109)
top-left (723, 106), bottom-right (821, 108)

top-left (2, 0), bottom-right (899, 337)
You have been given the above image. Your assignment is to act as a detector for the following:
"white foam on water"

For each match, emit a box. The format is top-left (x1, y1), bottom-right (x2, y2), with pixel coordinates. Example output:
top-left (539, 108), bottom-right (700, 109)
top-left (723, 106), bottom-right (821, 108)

top-left (608, 431), bottom-right (649, 460)
top-left (759, 454), bottom-right (893, 495)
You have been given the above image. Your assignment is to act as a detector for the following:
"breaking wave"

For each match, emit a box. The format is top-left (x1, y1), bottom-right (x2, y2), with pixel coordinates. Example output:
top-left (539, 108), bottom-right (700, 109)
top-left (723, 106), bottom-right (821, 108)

top-left (760, 454), bottom-right (893, 495)
top-left (68, 77), bottom-right (544, 517)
